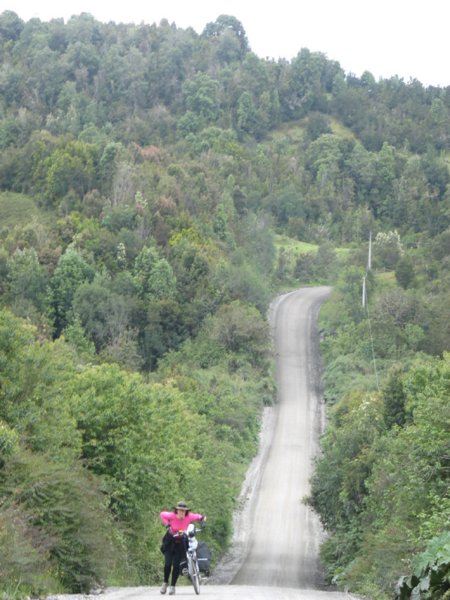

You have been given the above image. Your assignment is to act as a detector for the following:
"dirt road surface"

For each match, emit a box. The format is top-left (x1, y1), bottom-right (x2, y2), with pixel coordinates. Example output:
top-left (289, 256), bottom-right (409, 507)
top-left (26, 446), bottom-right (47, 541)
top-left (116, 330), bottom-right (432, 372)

top-left (52, 288), bottom-right (360, 600)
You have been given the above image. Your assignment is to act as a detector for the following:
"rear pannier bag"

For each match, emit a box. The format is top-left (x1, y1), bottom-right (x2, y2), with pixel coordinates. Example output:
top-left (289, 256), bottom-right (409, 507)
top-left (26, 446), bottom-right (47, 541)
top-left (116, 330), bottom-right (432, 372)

top-left (180, 541), bottom-right (212, 576)
top-left (197, 541), bottom-right (212, 575)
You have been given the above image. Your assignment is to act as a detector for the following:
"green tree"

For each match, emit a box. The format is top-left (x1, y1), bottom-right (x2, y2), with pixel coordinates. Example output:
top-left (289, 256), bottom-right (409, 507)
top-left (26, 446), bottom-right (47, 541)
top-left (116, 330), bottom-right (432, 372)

top-left (381, 365), bottom-right (407, 428)
top-left (374, 142), bottom-right (397, 219)
top-left (168, 230), bottom-right (211, 305)
top-left (219, 260), bottom-right (270, 314)
top-left (48, 248), bottom-right (95, 336)
top-left (202, 15), bottom-right (249, 60)
top-left (395, 253), bottom-right (416, 289)
top-left (237, 212), bottom-right (276, 275)
top-left (133, 245), bottom-right (177, 300)
top-left (7, 247), bottom-right (48, 314)
top-left (426, 98), bottom-right (450, 150)
top-left (71, 364), bottom-right (203, 529)
top-left (295, 252), bottom-right (316, 283)
top-left (98, 327), bottom-right (143, 371)
top-left (213, 190), bottom-right (236, 247)
top-left (306, 133), bottom-right (342, 180)
top-left (98, 142), bottom-right (123, 196)
top-left (141, 298), bottom-right (185, 370)
top-left (209, 301), bottom-right (270, 368)
top-left (2, 451), bottom-right (121, 593)
top-left (147, 257), bottom-right (177, 300)
top-left (306, 113), bottom-right (332, 141)
top-left (183, 73), bottom-right (219, 123)
top-left (72, 279), bottom-right (132, 351)
top-left (315, 241), bottom-right (337, 281)
top-left (346, 355), bottom-right (450, 597)
top-left (374, 230), bottom-right (403, 269)
top-left (371, 288), bottom-right (424, 359)
top-left (43, 140), bottom-right (97, 204)
top-left (236, 91), bottom-right (259, 139)
top-left (308, 390), bottom-right (385, 544)
top-left (177, 111), bottom-right (203, 137)
top-left (63, 313), bottom-right (96, 359)
top-left (0, 10), bottom-right (24, 41)
top-left (26, 46), bottom-right (70, 111)
top-left (346, 142), bottom-right (376, 203)
top-left (283, 48), bottom-right (340, 119)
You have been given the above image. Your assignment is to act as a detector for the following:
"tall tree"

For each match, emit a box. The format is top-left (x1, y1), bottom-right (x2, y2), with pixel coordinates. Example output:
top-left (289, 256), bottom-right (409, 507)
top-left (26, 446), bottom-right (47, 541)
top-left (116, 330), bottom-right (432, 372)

top-left (48, 248), bottom-right (95, 336)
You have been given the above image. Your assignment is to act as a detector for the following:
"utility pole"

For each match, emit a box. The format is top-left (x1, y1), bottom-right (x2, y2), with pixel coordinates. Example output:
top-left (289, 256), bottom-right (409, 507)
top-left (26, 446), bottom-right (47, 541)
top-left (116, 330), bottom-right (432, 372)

top-left (362, 232), bottom-right (372, 307)
top-left (362, 231), bottom-right (379, 390)
top-left (362, 275), bottom-right (366, 307)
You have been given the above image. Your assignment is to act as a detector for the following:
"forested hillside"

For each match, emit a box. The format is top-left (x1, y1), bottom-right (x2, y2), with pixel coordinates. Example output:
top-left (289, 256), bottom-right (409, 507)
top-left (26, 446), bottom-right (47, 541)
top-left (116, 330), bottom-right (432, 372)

top-left (0, 10), bottom-right (449, 600)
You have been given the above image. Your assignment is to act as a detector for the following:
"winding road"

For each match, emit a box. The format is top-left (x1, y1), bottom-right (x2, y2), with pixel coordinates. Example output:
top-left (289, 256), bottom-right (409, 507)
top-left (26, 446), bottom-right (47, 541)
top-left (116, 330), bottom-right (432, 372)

top-left (53, 288), bottom-right (360, 600)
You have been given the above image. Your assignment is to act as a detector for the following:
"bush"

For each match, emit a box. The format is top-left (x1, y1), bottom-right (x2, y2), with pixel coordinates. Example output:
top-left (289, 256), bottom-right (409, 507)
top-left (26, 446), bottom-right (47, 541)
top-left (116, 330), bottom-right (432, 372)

top-left (396, 532), bottom-right (450, 600)
top-left (2, 451), bottom-right (121, 593)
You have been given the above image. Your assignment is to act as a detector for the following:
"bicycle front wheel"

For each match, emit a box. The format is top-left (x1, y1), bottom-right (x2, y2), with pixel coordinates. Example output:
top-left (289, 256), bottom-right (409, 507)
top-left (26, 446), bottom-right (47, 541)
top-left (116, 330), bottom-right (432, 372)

top-left (191, 558), bottom-right (201, 594)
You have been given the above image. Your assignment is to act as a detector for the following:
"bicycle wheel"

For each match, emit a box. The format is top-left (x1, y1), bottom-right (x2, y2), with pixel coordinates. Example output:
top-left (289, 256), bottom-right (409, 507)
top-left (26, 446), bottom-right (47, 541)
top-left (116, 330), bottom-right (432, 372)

top-left (190, 558), bottom-right (201, 594)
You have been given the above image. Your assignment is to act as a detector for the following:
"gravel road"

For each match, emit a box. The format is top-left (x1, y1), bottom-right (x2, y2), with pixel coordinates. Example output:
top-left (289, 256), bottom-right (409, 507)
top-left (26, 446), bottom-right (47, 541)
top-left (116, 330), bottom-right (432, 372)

top-left (52, 288), bottom-right (361, 600)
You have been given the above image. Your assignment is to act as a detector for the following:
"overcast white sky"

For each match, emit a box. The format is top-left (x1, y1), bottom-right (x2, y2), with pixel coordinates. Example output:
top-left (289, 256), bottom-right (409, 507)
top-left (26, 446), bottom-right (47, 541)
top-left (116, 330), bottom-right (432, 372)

top-left (6, 0), bottom-right (450, 87)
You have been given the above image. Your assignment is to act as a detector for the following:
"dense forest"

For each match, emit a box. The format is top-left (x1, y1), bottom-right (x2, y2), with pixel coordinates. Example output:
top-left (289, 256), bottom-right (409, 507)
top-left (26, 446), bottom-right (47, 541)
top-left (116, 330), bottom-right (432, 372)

top-left (0, 9), bottom-right (449, 600)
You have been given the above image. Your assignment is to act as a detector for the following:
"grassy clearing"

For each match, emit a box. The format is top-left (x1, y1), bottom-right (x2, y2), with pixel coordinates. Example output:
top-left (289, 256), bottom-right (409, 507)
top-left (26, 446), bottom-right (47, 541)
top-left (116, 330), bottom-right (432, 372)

top-left (266, 120), bottom-right (306, 144)
top-left (0, 192), bottom-right (38, 227)
top-left (336, 246), bottom-right (352, 258)
top-left (375, 270), bottom-right (397, 288)
top-left (328, 116), bottom-right (357, 140)
top-left (267, 115), bottom-right (356, 145)
top-left (275, 234), bottom-right (351, 258)
top-left (275, 234), bottom-right (318, 255)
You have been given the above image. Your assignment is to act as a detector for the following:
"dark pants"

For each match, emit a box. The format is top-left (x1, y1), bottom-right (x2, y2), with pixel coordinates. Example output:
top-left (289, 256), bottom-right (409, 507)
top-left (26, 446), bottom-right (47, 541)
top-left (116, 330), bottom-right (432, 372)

top-left (163, 542), bottom-right (186, 586)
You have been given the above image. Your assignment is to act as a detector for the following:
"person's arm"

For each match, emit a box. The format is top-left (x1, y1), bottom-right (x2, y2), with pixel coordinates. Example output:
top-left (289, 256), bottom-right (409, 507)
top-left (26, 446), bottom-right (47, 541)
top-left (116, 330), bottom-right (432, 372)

top-left (160, 511), bottom-right (173, 527)
top-left (189, 512), bottom-right (205, 523)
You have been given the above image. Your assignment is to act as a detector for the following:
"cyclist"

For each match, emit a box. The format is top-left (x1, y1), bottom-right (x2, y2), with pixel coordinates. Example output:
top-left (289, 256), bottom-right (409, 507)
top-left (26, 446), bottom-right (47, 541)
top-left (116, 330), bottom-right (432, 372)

top-left (159, 501), bottom-right (205, 595)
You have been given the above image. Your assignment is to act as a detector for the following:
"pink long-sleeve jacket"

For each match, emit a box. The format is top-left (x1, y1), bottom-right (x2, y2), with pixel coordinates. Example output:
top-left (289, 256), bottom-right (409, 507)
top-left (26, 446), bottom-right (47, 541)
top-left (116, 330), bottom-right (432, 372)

top-left (160, 510), bottom-right (203, 535)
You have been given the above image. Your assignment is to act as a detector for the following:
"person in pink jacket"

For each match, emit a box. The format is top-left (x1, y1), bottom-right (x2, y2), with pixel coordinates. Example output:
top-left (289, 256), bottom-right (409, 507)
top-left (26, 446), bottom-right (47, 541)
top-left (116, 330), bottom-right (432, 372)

top-left (159, 500), bottom-right (205, 595)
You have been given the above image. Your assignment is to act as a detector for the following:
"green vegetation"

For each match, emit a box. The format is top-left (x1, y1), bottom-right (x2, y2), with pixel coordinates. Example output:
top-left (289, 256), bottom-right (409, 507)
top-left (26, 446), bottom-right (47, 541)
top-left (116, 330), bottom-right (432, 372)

top-left (0, 8), bottom-right (449, 599)
top-left (275, 235), bottom-right (318, 255)
top-left (307, 244), bottom-right (450, 598)
top-left (0, 192), bottom-right (39, 226)
top-left (0, 304), bottom-right (272, 595)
